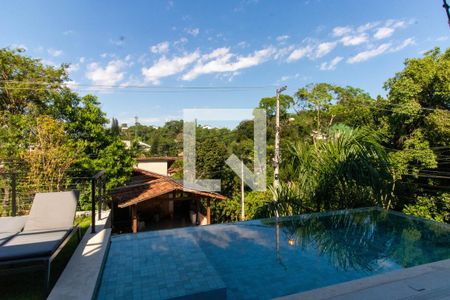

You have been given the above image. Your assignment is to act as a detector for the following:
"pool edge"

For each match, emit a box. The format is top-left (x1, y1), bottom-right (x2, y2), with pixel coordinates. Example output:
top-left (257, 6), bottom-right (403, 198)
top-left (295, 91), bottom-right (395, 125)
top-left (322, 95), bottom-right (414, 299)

top-left (276, 257), bottom-right (450, 300)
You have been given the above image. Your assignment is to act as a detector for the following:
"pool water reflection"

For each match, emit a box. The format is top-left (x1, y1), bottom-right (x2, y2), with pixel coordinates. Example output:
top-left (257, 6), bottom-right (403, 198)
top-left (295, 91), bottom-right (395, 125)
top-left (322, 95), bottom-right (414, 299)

top-left (97, 208), bottom-right (450, 299)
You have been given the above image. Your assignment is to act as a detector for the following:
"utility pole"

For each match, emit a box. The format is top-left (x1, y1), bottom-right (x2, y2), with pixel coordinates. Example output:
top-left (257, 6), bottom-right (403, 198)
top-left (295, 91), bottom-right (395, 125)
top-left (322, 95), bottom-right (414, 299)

top-left (273, 86), bottom-right (287, 218)
top-left (134, 116), bottom-right (138, 141)
top-left (444, 0), bottom-right (450, 27)
top-left (241, 158), bottom-right (245, 220)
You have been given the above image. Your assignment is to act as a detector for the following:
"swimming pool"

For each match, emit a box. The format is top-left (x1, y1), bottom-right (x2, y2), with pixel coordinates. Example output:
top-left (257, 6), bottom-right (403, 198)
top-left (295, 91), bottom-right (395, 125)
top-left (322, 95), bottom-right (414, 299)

top-left (96, 208), bottom-right (450, 299)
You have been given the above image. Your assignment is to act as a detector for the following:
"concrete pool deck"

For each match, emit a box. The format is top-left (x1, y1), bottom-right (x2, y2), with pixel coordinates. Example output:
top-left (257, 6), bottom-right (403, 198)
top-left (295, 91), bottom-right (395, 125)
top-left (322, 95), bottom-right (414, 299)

top-left (48, 211), bottom-right (111, 300)
top-left (278, 258), bottom-right (450, 300)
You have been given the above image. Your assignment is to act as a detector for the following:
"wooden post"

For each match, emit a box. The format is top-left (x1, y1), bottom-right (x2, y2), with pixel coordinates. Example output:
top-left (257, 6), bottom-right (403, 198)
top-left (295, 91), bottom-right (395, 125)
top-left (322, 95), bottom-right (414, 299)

top-left (206, 199), bottom-right (211, 225)
top-left (195, 198), bottom-right (200, 225)
top-left (132, 205), bottom-right (138, 233)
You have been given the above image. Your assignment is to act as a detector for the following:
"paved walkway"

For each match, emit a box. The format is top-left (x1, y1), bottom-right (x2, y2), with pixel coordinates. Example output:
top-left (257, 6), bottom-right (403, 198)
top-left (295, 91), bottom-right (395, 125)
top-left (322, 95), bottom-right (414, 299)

top-left (278, 258), bottom-right (450, 300)
top-left (48, 211), bottom-right (111, 300)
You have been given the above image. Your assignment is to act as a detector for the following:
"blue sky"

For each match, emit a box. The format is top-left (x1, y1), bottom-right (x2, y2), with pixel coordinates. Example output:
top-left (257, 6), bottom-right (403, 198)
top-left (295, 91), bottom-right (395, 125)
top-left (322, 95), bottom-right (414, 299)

top-left (1, 0), bottom-right (449, 126)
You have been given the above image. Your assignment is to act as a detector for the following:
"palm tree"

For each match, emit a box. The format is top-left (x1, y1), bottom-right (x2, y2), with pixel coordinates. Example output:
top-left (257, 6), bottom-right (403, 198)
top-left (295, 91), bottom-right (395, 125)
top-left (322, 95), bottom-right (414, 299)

top-left (280, 125), bottom-right (393, 213)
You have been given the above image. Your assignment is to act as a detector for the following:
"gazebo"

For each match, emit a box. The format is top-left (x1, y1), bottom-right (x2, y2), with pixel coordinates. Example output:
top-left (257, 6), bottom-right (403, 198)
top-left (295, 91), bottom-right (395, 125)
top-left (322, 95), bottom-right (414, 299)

top-left (110, 168), bottom-right (226, 233)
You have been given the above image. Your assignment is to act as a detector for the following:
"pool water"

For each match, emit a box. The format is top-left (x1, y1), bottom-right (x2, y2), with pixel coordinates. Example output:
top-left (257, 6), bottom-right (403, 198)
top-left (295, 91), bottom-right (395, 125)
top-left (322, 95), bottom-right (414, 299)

top-left (96, 208), bottom-right (450, 299)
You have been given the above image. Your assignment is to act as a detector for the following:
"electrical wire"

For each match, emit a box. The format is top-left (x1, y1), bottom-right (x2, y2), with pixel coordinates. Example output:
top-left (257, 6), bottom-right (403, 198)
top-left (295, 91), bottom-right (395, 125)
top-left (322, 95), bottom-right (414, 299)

top-left (0, 79), bottom-right (275, 91)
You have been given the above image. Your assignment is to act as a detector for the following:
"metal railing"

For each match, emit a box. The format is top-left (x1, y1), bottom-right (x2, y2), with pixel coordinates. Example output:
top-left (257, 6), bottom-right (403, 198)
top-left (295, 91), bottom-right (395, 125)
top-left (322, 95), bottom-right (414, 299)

top-left (91, 170), bottom-right (106, 233)
top-left (0, 170), bottom-right (107, 233)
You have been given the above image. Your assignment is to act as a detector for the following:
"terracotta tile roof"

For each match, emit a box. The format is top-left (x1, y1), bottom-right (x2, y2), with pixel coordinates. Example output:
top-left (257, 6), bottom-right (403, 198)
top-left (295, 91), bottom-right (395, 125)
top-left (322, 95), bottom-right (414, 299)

top-left (132, 168), bottom-right (165, 180)
top-left (136, 156), bottom-right (181, 166)
top-left (112, 168), bottom-right (226, 208)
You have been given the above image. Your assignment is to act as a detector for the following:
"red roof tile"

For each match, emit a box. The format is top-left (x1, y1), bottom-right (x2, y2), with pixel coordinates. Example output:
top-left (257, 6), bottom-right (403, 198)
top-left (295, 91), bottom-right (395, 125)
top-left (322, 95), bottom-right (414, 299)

top-left (112, 168), bottom-right (226, 208)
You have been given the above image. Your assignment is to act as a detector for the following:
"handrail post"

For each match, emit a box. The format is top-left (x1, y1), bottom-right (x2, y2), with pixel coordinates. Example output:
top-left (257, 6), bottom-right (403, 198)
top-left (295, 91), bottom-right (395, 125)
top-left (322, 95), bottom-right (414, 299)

top-left (98, 176), bottom-right (102, 221)
top-left (11, 173), bottom-right (17, 217)
top-left (101, 177), bottom-right (106, 211)
top-left (91, 176), bottom-right (96, 234)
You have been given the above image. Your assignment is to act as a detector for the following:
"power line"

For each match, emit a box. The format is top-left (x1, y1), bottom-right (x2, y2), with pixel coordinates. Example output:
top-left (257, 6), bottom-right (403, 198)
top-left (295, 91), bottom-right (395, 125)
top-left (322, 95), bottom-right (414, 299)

top-left (0, 80), bottom-right (275, 90)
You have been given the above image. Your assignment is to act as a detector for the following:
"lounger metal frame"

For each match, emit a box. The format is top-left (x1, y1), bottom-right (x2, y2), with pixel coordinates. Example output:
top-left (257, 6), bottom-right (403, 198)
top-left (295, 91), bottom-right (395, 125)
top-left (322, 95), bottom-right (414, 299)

top-left (0, 225), bottom-right (81, 296)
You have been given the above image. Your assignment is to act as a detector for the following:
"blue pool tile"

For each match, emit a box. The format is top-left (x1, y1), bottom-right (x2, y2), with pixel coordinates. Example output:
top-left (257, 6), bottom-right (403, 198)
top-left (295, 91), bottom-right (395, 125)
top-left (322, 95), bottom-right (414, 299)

top-left (97, 208), bottom-right (450, 299)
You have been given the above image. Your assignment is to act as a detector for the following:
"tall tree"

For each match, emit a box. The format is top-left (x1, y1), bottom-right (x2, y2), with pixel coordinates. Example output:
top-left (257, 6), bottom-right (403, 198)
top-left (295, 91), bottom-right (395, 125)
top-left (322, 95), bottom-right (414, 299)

top-left (379, 47), bottom-right (450, 216)
top-left (111, 118), bottom-right (120, 136)
top-left (23, 115), bottom-right (79, 192)
top-left (295, 83), bottom-right (335, 134)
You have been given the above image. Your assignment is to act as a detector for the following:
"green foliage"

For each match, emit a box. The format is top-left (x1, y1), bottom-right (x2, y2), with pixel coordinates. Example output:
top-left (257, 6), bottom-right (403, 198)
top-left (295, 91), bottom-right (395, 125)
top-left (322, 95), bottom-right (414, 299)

top-left (330, 86), bottom-right (376, 128)
top-left (24, 115), bottom-right (80, 192)
top-left (3, 46), bottom-right (450, 223)
top-left (259, 94), bottom-right (294, 118)
top-left (379, 47), bottom-right (450, 212)
top-left (281, 125), bottom-right (393, 213)
top-left (0, 48), bottom-right (68, 114)
top-left (403, 193), bottom-right (450, 223)
top-left (295, 83), bottom-right (335, 132)
top-left (0, 48), bottom-right (134, 213)
top-left (111, 118), bottom-right (120, 136)
top-left (213, 191), bottom-right (272, 222)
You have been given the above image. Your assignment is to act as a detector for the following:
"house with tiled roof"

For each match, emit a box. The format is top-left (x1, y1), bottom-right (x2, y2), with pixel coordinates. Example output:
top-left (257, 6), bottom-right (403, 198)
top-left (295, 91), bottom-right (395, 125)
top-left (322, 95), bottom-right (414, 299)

top-left (110, 165), bottom-right (226, 233)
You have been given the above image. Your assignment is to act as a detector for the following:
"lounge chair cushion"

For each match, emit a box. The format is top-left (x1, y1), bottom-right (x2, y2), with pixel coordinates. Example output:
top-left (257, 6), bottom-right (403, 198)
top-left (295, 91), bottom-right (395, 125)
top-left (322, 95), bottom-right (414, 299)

top-left (0, 216), bottom-right (28, 246)
top-left (0, 228), bottom-right (71, 261)
top-left (23, 191), bottom-right (78, 232)
top-left (0, 216), bottom-right (27, 233)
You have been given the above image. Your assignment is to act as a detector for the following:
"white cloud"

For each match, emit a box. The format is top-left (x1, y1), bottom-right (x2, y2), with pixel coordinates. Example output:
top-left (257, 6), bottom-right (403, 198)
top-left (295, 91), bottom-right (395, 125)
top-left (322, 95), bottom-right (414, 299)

top-left (63, 30), bottom-right (75, 36)
top-left (86, 59), bottom-right (128, 86)
top-left (79, 57), bottom-right (86, 63)
top-left (173, 37), bottom-right (189, 49)
top-left (390, 38), bottom-right (415, 52)
top-left (150, 41), bottom-right (170, 54)
top-left (357, 22), bottom-right (380, 33)
top-left (386, 19), bottom-right (407, 29)
top-left (109, 36), bottom-right (125, 46)
top-left (122, 117), bottom-right (161, 125)
top-left (67, 63), bottom-right (80, 73)
top-left (373, 20), bottom-right (409, 40)
top-left (276, 35), bottom-right (290, 42)
top-left (48, 48), bottom-right (63, 57)
top-left (119, 75), bottom-right (146, 88)
top-left (340, 34), bottom-right (368, 46)
top-left (185, 28), bottom-right (200, 37)
top-left (274, 45), bottom-right (295, 60)
top-left (142, 51), bottom-right (200, 84)
top-left (436, 36), bottom-right (449, 42)
top-left (237, 41), bottom-right (250, 48)
top-left (277, 73), bottom-right (307, 83)
top-left (347, 43), bottom-right (391, 64)
top-left (42, 59), bottom-right (57, 66)
top-left (64, 80), bottom-right (78, 89)
top-left (10, 43), bottom-right (28, 50)
top-left (315, 42), bottom-right (337, 58)
top-left (287, 46), bottom-right (313, 62)
top-left (332, 26), bottom-right (352, 37)
top-left (287, 41), bottom-right (336, 62)
top-left (374, 27), bottom-right (394, 40)
top-left (182, 47), bottom-right (275, 81)
top-left (320, 56), bottom-right (343, 71)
